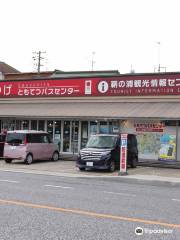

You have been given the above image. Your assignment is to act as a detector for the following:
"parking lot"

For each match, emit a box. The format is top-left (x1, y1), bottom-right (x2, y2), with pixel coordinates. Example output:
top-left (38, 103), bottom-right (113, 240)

top-left (0, 158), bottom-right (180, 179)
top-left (0, 159), bottom-right (116, 176)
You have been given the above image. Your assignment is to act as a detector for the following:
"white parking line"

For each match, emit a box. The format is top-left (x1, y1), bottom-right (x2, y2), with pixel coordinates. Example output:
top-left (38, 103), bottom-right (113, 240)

top-left (172, 198), bottom-right (180, 202)
top-left (44, 184), bottom-right (74, 189)
top-left (0, 179), bottom-right (19, 183)
top-left (104, 191), bottom-right (136, 197)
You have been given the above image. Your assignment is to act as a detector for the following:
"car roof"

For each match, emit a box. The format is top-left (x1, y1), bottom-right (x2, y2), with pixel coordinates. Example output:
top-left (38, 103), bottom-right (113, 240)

top-left (91, 133), bottom-right (137, 137)
top-left (7, 130), bottom-right (48, 134)
top-left (92, 134), bottom-right (119, 137)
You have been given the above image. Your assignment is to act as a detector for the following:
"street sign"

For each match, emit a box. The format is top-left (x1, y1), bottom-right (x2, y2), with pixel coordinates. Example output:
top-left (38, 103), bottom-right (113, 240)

top-left (119, 134), bottom-right (128, 175)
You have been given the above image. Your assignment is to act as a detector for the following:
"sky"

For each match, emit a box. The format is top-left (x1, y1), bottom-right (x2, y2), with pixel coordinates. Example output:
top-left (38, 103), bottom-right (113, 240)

top-left (1, 0), bottom-right (180, 74)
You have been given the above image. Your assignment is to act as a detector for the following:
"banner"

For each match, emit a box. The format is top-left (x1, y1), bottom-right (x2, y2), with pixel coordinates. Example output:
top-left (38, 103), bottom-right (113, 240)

top-left (119, 134), bottom-right (128, 175)
top-left (158, 134), bottom-right (176, 161)
top-left (1, 73), bottom-right (180, 98)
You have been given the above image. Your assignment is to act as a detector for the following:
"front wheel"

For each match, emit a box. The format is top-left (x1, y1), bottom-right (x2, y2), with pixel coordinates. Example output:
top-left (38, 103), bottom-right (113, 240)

top-left (25, 154), bottom-right (33, 165)
top-left (130, 158), bottom-right (137, 168)
top-left (52, 152), bottom-right (59, 161)
top-left (5, 159), bottom-right (12, 164)
top-left (79, 167), bottom-right (85, 171)
top-left (109, 161), bottom-right (115, 172)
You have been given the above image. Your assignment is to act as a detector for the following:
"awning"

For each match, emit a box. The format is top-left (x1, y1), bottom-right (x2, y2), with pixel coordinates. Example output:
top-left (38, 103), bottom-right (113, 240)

top-left (0, 102), bottom-right (179, 120)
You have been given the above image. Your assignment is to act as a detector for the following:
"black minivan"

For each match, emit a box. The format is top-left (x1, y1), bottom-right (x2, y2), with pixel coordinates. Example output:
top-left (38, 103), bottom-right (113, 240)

top-left (76, 134), bottom-right (138, 172)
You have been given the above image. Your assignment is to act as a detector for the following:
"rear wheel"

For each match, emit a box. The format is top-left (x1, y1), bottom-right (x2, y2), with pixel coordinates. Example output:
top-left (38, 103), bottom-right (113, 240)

top-left (130, 157), bottom-right (137, 168)
top-left (25, 154), bottom-right (33, 165)
top-left (52, 152), bottom-right (59, 161)
top-left (5, 159), bottom-right (12, 163)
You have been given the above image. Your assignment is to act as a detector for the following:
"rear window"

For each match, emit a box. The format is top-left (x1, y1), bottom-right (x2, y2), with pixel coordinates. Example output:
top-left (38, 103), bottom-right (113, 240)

top-left (6, 133), bottom-right (26, 145)
top-left (27, 133), bottom-right (50, 143)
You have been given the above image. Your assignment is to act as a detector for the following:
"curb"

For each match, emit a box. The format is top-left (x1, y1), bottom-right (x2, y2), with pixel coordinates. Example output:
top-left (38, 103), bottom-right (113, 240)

top-left (88, 176), bottom-right (180, 187)
top-left (0, 168), bottom-right (180, 187)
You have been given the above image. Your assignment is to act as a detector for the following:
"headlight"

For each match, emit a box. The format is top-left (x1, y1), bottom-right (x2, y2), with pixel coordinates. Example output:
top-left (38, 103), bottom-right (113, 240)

top-left (101, 151), bottom-right (111, 156)
top-left (101, 151), bottom-right (111, 160)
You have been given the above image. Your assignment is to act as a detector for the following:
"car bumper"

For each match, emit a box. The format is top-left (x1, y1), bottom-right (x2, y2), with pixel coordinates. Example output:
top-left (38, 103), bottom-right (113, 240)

top-left (76, 158), bottom-right (111, 170)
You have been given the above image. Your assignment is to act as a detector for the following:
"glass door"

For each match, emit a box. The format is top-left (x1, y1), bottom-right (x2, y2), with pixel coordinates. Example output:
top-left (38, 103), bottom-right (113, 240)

top-left (54, 121), bottom-right (61, 151)
top-left (63, 121), bottom-right (70, 152)
top-left (81, 121), bottom-right (88, 148)
top-left (47, 120), bottom-right (53, 141)
top-left (71, 121), bottom-right (79, 153)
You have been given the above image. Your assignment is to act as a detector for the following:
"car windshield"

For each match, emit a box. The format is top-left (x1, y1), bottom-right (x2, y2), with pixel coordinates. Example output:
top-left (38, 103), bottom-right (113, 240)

top-left (6, 133), bottom-right (26, 145)
top-left (86, 135), bottom-right (117, 148)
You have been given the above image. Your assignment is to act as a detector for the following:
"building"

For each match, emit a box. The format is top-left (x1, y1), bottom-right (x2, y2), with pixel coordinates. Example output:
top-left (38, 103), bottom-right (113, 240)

top-left (0, 70), bottom-right (180, 163)
top-left (0, 61), bottom-right (20, 74)
top-left (0, 62), bottom-right (20, 80)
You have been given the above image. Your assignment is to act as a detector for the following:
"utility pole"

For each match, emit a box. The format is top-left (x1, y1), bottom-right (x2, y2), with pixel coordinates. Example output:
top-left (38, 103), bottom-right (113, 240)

top-left (154, 42), bottom-right (166, 72)
top-left (157, 41), bottom-right (161, 72)
top-left (91, 51), bottom-right (96, 71)
top-left (32, 51), bottom-right (46, 72)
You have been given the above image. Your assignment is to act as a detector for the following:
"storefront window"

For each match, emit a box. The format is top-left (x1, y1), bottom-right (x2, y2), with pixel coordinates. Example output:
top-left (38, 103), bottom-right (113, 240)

top-left (159, 121), bottom-right (177, 161)
top-left (90, 121), bottom-right (97, 135)
top-left (81, 121), bottom-right (88, 148)
top-left (1, 120), bottom-right (16, 131)
top-left (22, 120), bottom-right (29, 130)
top-left (47, 121), bottom-right (53, 140)
top-left (71, 121), bottom-right (79, 153)
top-left (99, 121), bottom-right (108, 134)
top-left (109, 121), bottom-right (119, 134)
top-left (15, 120), bottom-right (22, 130)
top-left (63, 121), bottom-right (70, 152)
top-left (132, 120), bottom-right (177, 162)
top-left (31, 120), bottom-right (37, 130)
top-left (164, 120), bottom-right (176, 126)
top-left (38, 120), bottom-right (45, 131)
top-left (137, 133), bottom-right (161, 160)
top-left (54, 121), bottom-right (61, 151)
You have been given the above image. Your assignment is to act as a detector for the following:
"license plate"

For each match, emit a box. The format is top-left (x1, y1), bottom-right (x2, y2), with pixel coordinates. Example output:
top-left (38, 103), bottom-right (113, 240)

top-left (11, 146), bottom-right (16, 150)
top-left (86, 162), bottom-right (93, 167)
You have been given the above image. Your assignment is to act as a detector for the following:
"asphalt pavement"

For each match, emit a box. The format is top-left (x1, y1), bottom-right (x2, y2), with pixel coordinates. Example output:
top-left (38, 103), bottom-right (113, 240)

top-left (0, 170), bottom-right (180, 240)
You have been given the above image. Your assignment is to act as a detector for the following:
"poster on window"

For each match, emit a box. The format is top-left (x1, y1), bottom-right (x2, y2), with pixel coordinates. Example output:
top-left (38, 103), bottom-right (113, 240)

top-left (158, 134), bottom-right (176, 161)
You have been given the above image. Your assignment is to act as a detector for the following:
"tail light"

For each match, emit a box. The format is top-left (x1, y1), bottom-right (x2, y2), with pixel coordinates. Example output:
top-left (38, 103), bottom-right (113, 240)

top-left (24, 136), bottom-right (27, 145)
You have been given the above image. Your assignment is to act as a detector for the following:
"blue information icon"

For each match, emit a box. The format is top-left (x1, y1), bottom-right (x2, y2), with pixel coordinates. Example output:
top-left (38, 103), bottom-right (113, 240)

top-left (121, 139), bottom-right (127, 146)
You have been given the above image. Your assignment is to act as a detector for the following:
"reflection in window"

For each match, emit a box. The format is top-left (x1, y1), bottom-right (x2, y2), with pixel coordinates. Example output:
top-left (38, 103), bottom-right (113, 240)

top-left (22, 120), bottom-right (29, 130)
top-left (55, 121), bottom-right (61, 151)
top-left (47, 121), bottom-right (53, 141)
top-left (63, 121), bottom-right (70, 152)
top-left (81, 121), bottom-right (88, 148)
top-left (99, 121), bottom-right (108, 134)
top-left (90, 121), bottom-right (97, 135)
top-left (38, 120), bottom-right (45, 131)
top-left (109, 121), bottom-right (119, 134)
top-left (31, 120), bottom-right (37, 130)
top-left (72, 121), bottom-right (79, 153)
top-left (16, 120), bottom-right (22, 130)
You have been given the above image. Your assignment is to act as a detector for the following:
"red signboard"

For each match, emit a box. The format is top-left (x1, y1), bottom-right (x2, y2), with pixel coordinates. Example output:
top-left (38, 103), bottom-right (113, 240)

top-left (119, 134), bottom-right (128, 175)
top-left (1, 73), bottom-right (180, 98)
top-left (134, 122), bottom-right (164, 133)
